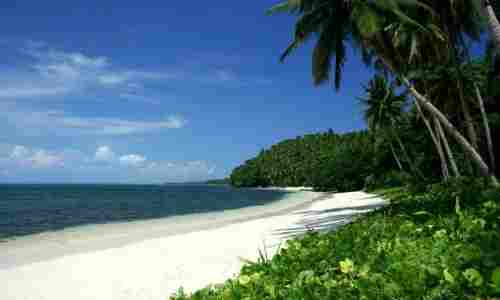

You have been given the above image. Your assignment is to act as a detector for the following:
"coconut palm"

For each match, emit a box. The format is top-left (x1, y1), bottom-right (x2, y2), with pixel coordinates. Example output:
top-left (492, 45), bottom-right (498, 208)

top-left (359, 75), bottom-right (419, 176)
top-left (364, 1), bottom-right (496, 181)
top-left (269, 0), bottom-right (498, 185)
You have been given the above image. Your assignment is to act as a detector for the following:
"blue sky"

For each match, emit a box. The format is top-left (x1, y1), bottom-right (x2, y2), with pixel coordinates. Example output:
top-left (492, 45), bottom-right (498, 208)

top-left (0, 1), bottom-right (374, 183)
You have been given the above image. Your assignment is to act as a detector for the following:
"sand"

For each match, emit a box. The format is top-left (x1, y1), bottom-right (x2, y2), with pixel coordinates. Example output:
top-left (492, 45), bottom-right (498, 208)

top-left (0, 191), bottom-right (385, 300)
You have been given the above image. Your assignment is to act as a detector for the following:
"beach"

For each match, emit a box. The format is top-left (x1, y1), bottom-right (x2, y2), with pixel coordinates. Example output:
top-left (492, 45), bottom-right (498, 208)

top-left (0, 191), bottom-right (385, 300)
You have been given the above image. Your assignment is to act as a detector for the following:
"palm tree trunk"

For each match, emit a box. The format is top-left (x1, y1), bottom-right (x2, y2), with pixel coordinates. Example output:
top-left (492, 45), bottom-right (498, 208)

top-left (434, 116), bottom-right (460, 178)
top-left (482, 0), bottom-right (500, 55)
top-left (391, 126), bottom-right (425, 180)
top-left (459, 83), bottom-right (479, 151)
top-left (402, 77), bottom-right (499, 186)
top-left (375, 53), bottom-right (498, 185)
top-left (389, 142), bottom-right (404, 171)
top-left (434, 119), bottom-right (450, 180)
top-left (474, 84), bottom-right (496, 173)
top-left (414, 100), bottom-right (450, 180)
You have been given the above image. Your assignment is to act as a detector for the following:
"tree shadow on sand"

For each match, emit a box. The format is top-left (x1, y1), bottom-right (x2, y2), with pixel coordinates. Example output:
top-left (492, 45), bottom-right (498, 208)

top-left (272, 193), bottom-right (386, 239)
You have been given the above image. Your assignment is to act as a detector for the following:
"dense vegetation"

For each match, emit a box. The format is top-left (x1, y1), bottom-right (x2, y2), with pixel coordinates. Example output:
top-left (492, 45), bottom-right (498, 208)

top-left (172, 179), bottom-right (500, 299)
top-left (230, 130), bottom-right (388, 191)
top-left (171, 1), bottom-right (500, 299)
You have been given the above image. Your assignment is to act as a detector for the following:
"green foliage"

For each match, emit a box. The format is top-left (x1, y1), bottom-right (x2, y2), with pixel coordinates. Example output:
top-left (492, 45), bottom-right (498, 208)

top-left (229, 130), bottom-right (394, 192)
top-left (171, 179), bottom-right (500, 299)
top-left (364, 170), bottom-right (413, 191)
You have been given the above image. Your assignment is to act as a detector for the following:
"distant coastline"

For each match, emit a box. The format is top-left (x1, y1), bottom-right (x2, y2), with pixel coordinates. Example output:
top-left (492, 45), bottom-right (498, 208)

top-left (163, 178), bottom-right (230, 186)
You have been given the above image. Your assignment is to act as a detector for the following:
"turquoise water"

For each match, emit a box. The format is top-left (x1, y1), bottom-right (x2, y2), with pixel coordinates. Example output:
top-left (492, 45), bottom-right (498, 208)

top-left (0, 184), bottom-right (290, 239)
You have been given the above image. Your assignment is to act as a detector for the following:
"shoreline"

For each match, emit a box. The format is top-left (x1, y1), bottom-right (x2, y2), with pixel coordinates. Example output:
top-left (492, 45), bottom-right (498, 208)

top-left (0, 190), bottom-right (326, 269)
top-left (0, 191), bottom-right (385, 300)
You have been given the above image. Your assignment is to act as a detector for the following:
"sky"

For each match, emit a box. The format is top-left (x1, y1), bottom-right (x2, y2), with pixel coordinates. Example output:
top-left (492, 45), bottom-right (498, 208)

top-left (0, 1), bottom-right (375, 183)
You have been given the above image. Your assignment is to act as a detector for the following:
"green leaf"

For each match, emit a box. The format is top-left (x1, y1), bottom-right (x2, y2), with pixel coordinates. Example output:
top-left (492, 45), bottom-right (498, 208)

top-left (339, 258), bottom-right (354, 274)
top-left (491, 267), bottom-right (500, 289)
top-left (413, 211), bottom-right (432, 216)
top-left (443, 269), bottom-right (455, 284)
top-left (250, 272), bottom-right (262, 281)
top-left (238, 275), bottom-right (251, 286)
top-left (483, 201), bottom-right (497, 209)
top-left (472, 218), bottom-right (486, 229)
top-left (298, 270), bottom-right (315, 281)
top-left (463, 268), bottom-right (484, 287)
top-left (355, 6), bottom-right (382, 37)
top-left (433, 229), bottom-right (447, 239)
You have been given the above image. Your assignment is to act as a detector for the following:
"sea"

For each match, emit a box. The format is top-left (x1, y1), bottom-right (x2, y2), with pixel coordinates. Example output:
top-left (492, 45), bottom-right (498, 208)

top-left (0, 184), bottom-right (297, 240)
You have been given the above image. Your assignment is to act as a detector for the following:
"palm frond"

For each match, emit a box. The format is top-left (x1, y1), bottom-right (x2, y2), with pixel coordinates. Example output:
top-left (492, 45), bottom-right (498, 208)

top-left (267, 0), bottom-right (302, 15)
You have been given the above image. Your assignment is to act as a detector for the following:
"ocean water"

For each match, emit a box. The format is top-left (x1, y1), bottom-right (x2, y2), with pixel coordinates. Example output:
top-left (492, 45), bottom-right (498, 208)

top-left (0, 184), bottom-right (292, 239)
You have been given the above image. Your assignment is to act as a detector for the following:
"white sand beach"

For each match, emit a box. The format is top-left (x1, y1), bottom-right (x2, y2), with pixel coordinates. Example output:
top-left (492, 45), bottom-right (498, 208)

top-left (0, 191), bottom-right (385, 300)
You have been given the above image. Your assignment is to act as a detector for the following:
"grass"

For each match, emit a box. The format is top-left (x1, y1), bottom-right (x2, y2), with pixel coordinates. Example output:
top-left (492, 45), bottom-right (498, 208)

top-left (171, 178), bottom-right (500, 299)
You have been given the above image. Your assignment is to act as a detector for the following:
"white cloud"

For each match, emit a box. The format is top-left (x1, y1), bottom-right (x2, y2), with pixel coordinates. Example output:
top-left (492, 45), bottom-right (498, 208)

top-left (0, 41), bottom-right (272, 101)
top-left (30, 150), bottom-right (64, 168)
top-left (94, 146), bottom-right (115, 162)
top-left (119, 154), bottom-right (147, 167)
top-left (98, 71), bottom-right (179, 86)
top-left (0, 144), bottom-right (217, 183)
top-left (65, 52), bottom-right (108, 68)
top-left (164, 115), bottom-right (187, 129)
top-left (98, 73), bottom-right (128, 85)
top-left (1, 104), bottom-right (187, 136)
top-left (35, 63), bottom-right (81, 79)
top-left (0, 41), bottom-right (176, 100)
top-left (9, 145), bottom-right (64, 168)
top-left (10, 145), bottom-right (29, 159)
top-left (56, 114), bottom-right (187, 135)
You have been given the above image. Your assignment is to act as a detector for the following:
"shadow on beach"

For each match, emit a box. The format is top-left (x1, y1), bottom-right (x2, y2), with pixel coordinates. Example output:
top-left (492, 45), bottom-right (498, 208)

top-left (272, 192), bottom-right (386, 239)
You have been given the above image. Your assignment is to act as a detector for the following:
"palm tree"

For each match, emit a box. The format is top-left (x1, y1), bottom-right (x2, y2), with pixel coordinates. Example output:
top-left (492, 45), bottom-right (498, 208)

top-left (411, 60), bottom-right (497, 175)
top-left (365, 0), bottom-right (496, 182)
top-left (360, 75), bottom-right (424, 178)
top-left (269, 0), bottom-right (498, 185)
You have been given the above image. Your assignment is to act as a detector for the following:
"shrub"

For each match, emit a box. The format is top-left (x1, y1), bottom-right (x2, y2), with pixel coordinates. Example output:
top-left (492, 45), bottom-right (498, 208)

top-left (364, 171), bottom-right (412, 191)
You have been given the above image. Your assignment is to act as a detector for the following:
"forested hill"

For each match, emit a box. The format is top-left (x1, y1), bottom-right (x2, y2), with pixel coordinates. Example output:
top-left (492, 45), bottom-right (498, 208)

top-left (229, 130), bottom-right (396, 192)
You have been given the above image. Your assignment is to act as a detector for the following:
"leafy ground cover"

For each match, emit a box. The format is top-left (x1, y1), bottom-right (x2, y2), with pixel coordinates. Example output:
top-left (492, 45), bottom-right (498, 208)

top-left (171, 178), bottom-right (500, 299)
